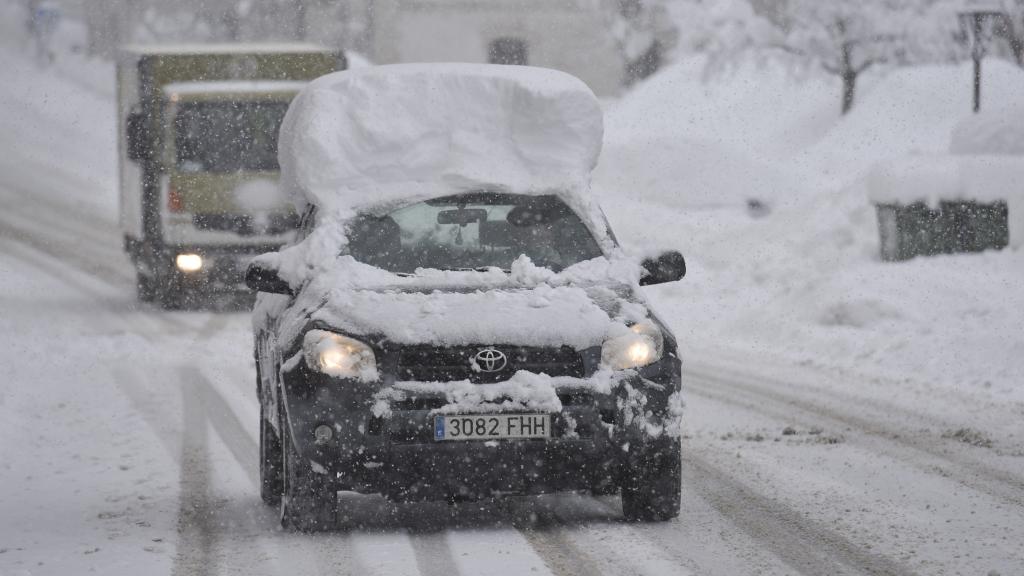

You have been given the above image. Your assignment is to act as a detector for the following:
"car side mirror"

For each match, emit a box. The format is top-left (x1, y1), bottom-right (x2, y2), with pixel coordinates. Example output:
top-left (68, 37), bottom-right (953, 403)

top-left (640, 251), bottom-right (686, 286)
top-left (126, 112), bottom-right (151, 161)
top-left (245, 263), bottom-right (293, 295)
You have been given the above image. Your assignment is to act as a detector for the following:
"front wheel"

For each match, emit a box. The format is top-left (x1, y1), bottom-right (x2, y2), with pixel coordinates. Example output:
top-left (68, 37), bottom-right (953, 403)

top-left (136, 271), bottom-right (157, 303)
top-left (621, 439), bottom-right (681, 522)
top-left (279, 405), bottom-right (337, 532)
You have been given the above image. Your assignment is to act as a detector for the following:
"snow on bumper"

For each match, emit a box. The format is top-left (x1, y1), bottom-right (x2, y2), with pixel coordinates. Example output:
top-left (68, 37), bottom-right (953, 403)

top-left (278, 352), bottom-right (680, 499)
top-left (371, 368), bottom-right (683, 440)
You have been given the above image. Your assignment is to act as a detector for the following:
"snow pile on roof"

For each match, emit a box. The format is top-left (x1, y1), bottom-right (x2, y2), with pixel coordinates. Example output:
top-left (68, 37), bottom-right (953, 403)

top-left (278, 63), bottom-right (604, 212)
top-left (865, 155), bottom-right (1024, 247)
top-left (162, 80), bottom-right (308, 96)
top-left (866, 155), bottom-right (1024, 204)
top-left (950, 104), bottom-right (1024, 156)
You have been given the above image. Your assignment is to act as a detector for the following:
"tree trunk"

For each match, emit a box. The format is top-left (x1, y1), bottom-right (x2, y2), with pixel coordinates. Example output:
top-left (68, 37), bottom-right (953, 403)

top-left (838, 34), bottom-right (857, 115)
top-left (841, 71), bottom-right (856, 115)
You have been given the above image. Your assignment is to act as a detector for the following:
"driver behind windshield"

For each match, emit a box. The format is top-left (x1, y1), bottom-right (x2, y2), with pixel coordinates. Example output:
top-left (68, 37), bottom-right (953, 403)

top-left (345, 193), bottom-right (603, 274)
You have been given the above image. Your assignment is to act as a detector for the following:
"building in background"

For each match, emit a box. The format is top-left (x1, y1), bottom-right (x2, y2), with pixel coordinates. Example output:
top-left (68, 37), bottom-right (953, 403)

top-left (61, 0), bottom-right (674, 95)
top-left (365, 0), bottom-right (674, 95)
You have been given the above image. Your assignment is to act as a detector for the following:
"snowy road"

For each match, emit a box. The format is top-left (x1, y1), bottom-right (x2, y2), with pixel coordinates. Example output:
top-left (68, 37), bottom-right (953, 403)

top-left (0, 23), bottom-right (1021, 573)
top-left (2, 161), bottom-right (1023, 576)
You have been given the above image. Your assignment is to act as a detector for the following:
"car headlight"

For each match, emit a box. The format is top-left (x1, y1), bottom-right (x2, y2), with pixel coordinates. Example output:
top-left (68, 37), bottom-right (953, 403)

top-left (302, 330), bottom-right (378, 382)
top-left (601, 321), bottom-right (664, 370)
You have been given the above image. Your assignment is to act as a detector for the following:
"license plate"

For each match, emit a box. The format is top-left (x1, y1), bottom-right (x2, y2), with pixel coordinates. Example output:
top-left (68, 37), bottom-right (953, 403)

top-left (434, 414), bottom-right (551, 441)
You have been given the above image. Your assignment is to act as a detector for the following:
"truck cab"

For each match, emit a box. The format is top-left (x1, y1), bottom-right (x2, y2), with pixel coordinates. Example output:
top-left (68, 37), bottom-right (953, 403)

top-left (117, 45), bottom-right (345, 308)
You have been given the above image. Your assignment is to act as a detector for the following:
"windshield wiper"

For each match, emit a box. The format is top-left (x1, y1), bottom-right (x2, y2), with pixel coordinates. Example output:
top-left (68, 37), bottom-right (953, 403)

top-left (438, 267), bottom-right (511, 273)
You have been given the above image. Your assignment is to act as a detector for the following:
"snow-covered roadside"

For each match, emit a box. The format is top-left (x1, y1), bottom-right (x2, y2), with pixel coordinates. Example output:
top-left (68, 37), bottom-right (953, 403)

top-left (0, 243), bottom-right (179, 575)
top-left (594, 57), bottom-right (1024, 406)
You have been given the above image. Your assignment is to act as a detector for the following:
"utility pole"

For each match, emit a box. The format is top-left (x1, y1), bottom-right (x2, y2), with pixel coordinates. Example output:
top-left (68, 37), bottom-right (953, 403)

top-left (959, 0), bottom-right (1007, 113)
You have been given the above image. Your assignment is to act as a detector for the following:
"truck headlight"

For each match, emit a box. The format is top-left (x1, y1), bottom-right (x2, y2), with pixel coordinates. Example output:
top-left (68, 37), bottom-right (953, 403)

top-left (175, 253), bottom-right (203, 272)
top-left (303, 330), bottom-right (378, 382)
top-left (601, 321), bottom-right (664, 370)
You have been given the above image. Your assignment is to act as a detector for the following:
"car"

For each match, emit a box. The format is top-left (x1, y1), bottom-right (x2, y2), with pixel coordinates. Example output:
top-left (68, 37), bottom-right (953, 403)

top-left (245, 64), bottom-right (687, 531)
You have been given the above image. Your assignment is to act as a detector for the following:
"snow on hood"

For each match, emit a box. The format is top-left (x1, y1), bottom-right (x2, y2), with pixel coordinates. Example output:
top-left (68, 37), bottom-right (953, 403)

top-left (277, 63), bottom-right (604, 213)
top-left (270, 254), bottom-right (650, 350)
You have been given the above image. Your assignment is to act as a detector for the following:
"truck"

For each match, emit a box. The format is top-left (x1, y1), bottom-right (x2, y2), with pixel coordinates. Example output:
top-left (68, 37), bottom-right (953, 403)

top-left (117, 44), bottom-right (346, 308)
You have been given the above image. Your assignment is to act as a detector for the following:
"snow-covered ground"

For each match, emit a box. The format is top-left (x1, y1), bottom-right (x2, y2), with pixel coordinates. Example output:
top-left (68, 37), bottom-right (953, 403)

top-left (594, 56), bottom-right (1024, 406)
top-left (1, 3), bottom-right (1023, 574)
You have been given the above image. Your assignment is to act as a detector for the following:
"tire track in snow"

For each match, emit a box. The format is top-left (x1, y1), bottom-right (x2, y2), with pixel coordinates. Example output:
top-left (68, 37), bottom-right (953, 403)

top-left (0, 194), bottom-right (131, 284)
top-left (0, 206), bottom-right (195, 335)
top-left (510, 500), bottom-right (607, 576)
top-left (679, 451), bottom-right (916, 576)
top-left (185, 366), bottom-right (375, 576)
top-left (0, 230), bottom-right (117, 303)
top-left (406, 532), bottom-right (462, 576)
top-left (582, 453), bottom-right (914, 576)
top-left (686, 366), bottom-right (1024, 509)
top-left (171, 379), bottom-right (217, 576)
top-left (184, 365), bottom-right (259, 487)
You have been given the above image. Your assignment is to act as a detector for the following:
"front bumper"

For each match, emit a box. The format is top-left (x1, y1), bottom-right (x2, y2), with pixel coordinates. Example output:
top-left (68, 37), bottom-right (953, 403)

top-left (163, 245), bottom-right (275, 293)
top-left (278, 351), bottom-right (681, 502)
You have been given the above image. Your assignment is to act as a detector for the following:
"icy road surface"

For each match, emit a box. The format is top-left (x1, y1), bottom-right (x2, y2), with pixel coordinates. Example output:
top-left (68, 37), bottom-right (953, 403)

top-left (1, 166), bottom-right (1023, 576)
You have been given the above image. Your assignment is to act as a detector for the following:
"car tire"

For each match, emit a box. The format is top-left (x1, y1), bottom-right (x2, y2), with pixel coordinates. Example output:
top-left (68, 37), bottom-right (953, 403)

top-left (621, 438), bottom-right (681, 522)
top-left (259, 404), bottom-right (283, 506)
top-left (136, 271), bottom-right (157, 302)
top-left (279, 403), bottom-right (337, 532)
top-left (158, 283), bottom-right (185, 310)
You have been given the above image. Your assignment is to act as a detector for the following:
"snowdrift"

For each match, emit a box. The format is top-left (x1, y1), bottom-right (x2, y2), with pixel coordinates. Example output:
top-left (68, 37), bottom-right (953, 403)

top-left (277, 63), bottom-right (604, 212)
top-left (594, 56), bottom-right (1024, 401)
top-left (951, 101), bottom-right (1024, 156)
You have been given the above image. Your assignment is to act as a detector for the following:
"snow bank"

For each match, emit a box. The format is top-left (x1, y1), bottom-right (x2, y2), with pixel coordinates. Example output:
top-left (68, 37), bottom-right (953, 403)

top-left (799, 61), bottom-right (1024, 182)
top-left (278, 63), bottom-right (604, 212)
top-left (595, 55), bottom-right (1024, 403)
top-left (595, 57), bottom-right (832, 210)
top-left (950, 103), bottom-right (1024, 156)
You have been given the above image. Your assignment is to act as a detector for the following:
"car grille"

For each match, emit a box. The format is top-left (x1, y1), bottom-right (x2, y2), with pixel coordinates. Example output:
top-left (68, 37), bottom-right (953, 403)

top-left (396, 345), bottom-right (585, 383)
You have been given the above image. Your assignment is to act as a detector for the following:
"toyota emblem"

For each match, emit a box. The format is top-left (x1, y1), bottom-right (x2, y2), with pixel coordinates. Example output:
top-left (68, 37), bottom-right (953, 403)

top-left (473, 347), bottom-right (508, 373)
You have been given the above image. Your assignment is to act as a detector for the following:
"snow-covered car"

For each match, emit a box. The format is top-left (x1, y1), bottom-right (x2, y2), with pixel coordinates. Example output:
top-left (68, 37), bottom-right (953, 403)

top-left (246, 64), bottom-right (687, 531)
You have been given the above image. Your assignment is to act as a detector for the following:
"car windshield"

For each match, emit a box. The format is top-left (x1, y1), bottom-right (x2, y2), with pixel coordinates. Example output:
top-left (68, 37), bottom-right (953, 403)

top-left (345, 193), bottom-right (604, 274)
top-left (173, 100), bottom-right (289, 173)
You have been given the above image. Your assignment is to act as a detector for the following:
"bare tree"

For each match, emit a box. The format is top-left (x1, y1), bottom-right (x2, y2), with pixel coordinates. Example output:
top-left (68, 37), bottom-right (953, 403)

top-left (765, 1), bottom-right (961, 115)
top-left (692, 0), bottom-right (962, 115)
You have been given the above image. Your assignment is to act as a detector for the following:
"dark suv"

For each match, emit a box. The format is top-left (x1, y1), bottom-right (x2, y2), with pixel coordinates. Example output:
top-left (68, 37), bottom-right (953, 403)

top-left (247, 191), bottom-right (686, 531)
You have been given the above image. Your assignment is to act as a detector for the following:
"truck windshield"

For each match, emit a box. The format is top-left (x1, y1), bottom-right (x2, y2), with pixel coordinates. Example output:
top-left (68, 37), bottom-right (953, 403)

top-left (173, 101), bottom-right (290, 173)
top-left (345, 193), bottom-right (604, 274)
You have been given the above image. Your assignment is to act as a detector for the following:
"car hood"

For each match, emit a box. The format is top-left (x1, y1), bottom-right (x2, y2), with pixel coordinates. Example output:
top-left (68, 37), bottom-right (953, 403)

top-left (271, 255), bottom-right (651, 349)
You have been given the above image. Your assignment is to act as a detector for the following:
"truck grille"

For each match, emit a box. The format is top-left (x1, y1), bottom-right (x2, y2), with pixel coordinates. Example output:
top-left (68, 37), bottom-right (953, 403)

top-left (396, 345), bottom-right (584, 383)
top-left (193, 212), bottom-right (299, 236)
